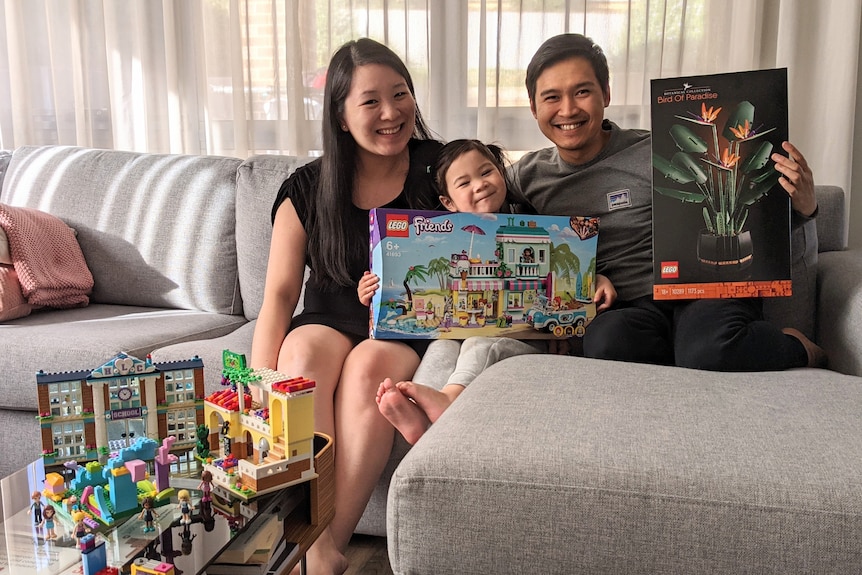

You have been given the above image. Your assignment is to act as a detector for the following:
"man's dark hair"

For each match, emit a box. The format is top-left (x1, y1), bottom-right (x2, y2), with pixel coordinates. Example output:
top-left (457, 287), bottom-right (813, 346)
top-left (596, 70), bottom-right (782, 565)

top-left (525, 33), bottom-right (610, 103)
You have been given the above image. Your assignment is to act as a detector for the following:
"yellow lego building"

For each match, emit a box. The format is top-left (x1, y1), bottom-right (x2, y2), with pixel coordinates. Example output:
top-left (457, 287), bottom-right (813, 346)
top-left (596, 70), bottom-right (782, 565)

top-left (202, 351), bottom-right (316, 499)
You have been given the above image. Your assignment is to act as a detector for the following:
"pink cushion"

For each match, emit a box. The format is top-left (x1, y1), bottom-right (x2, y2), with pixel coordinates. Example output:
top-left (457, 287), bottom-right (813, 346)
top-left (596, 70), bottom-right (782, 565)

top-left (0, 203), bottom-right (93, 308)
top-left (0, 266), bottom-right (33, 321)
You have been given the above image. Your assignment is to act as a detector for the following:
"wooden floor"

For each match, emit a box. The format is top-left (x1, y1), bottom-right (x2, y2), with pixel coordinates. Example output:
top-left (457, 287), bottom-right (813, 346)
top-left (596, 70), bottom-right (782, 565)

top-left (344, 534), bottom-right (393, 575)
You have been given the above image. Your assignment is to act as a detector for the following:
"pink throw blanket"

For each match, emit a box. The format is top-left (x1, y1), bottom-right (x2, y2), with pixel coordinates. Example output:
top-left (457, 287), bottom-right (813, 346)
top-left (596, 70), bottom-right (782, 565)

top-left (0, 203), bottom-right (93, 308)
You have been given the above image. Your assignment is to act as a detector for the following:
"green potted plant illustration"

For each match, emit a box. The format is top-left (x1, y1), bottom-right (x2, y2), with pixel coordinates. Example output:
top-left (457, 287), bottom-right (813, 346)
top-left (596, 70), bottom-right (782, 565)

top-left (652, 101), bottom-right (781, 272)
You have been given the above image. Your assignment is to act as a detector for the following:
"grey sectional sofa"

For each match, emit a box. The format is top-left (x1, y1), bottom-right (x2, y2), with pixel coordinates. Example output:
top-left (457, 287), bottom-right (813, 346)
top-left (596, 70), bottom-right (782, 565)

top-left (387, 215), bottom-right (862, 571)
top-left (0, 144), bottom-right (441, 537)
top-left (1, 145), bottom-right (860, 573)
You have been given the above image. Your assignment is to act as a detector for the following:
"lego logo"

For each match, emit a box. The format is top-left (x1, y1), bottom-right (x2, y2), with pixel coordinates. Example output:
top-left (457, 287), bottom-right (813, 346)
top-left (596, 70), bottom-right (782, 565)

top-left (386, 215), bottom-right (410, 237)
top-left (660, 262), bottom-right (679, 279)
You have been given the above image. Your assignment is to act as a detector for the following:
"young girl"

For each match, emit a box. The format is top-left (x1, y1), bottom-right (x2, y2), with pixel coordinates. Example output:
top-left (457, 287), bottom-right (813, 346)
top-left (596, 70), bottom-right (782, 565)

top-left (359, 139), bottom-right (616, 444)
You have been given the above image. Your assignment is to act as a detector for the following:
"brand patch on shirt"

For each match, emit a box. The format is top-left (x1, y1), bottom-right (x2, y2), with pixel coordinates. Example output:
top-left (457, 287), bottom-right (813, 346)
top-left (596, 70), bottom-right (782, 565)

top-left (607, 189), bottom-right (632, 211)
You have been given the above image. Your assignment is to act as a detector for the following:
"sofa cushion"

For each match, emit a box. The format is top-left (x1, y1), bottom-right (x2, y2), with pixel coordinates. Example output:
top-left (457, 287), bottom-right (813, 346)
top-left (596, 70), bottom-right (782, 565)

top-left (150, 320), bottom-right (258, 395)
top-left (0, 214), bottom-right (9, 264)
top-left (0, 151), bottom-right (10, 191)
top-left (0, 265), bottom-right (32, 321)
top-left (0, 304), bottom-right (246, 411)
top-left (235, 155), bottom-right (312, 319)
top-left (0, 408), bottom-right (43, 480)
top-left (0, 146), bottom-right (243, 314)
top-left (817, 249), bottom-right (862, 376)
top-left (389, 356), bottom-right (862, 574)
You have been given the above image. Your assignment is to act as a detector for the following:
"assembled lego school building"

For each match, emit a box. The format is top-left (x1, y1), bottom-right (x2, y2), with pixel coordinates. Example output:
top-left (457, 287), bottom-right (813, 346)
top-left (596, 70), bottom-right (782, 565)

top-left (36, 352), bottom-right (205, 469)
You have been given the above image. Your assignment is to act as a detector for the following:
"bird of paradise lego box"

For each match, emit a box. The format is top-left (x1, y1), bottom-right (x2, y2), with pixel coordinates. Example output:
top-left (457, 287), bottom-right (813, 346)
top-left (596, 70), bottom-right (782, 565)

top-left (651, 68), bottom-right (792, 300)
top-left (369, 209), bottom-right (599, 340)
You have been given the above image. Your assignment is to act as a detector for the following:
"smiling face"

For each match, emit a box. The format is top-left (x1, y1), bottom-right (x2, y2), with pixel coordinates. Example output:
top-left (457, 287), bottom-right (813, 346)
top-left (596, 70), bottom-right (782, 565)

top-left (530, 56), bottom-right (611, 165)
top-left (440, 149), bottom-right (508, 213)
top-left (341, 63), bottom-right (416, 159)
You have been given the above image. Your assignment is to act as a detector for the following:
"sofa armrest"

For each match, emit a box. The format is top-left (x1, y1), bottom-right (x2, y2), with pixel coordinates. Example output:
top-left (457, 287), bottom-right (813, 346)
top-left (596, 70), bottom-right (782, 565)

top-left (816, 249), bottom-right (862, 376)
top-left (814, 185), bottom-right (847, 253)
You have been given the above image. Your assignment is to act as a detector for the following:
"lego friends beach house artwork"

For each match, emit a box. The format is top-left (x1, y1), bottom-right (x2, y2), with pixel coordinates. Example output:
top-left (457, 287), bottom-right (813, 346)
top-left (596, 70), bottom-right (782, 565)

top-left (369, 209), bottom-right (599, 340)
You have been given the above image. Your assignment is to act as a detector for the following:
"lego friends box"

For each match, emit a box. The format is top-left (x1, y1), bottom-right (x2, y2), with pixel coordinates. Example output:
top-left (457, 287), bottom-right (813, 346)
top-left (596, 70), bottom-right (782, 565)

top-left (369, 209), bottom-right (599, 340)
top-left (651, 68), bottom-right (792, 300)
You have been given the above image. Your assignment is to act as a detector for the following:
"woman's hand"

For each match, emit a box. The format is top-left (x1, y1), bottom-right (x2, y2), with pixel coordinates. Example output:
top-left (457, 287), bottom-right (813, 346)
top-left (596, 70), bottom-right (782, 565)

top-left (358, 271), bottom-right (380, 306)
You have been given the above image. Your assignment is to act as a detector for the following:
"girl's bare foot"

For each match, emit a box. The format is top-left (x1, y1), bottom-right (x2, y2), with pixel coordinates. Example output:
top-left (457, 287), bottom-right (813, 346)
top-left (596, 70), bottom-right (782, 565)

top-left (376, 377), bottom-right (397, 403)
top-left (395, 381), bottom-right (454, 423)
top-left (376, 378), bottom-right (432, 444)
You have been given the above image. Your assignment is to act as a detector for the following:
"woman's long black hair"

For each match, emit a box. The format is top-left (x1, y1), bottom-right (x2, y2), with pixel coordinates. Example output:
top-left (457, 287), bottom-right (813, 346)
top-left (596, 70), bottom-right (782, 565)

top-left (309, 38), bottom-right (435, 288)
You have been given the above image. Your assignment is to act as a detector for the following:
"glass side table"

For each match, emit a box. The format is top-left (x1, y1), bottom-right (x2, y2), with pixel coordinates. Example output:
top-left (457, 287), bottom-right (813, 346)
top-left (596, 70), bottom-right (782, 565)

top-left (0, 433), bottom-right (333, 575)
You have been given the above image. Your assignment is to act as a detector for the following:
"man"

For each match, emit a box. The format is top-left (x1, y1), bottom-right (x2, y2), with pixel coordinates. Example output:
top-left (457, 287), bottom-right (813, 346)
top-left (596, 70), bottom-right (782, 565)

top-left (510, 33), bottom-right (825, 370)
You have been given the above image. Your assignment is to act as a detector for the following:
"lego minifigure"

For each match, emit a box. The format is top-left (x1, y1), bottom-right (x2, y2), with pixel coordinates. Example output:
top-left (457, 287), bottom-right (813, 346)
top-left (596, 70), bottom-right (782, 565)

top-left (72, 510), bottom-right (90, 548)
top-left (42, 505), bottom-right (58, 540)
top-left (138, 496), bottom-right (156, 533)
top-left (28, 491), bottom-right (44, 525)
top-left (198, 470), bottom-right (213, 503)
top-left (177, 490), bottom-right (193, 524)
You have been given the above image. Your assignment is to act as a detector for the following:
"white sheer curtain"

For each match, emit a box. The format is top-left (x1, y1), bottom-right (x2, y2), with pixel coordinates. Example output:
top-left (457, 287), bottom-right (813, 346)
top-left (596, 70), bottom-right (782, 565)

top-left (0, 0), bottom-right (859, 236)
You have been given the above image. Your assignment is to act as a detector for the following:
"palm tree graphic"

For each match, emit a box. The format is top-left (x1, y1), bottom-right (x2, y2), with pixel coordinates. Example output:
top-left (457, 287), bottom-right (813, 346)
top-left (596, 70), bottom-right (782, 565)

top-left (550, 243), bottom-right (580, 281)
top-left (427, 257), bottom-right (450, 290)
top-left (402, 265), bottom-right (429, 311)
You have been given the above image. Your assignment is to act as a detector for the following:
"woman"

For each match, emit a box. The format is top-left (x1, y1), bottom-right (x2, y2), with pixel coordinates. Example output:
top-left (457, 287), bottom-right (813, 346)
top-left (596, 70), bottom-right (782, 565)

top-left (251, 38), bottom-right (442, 574)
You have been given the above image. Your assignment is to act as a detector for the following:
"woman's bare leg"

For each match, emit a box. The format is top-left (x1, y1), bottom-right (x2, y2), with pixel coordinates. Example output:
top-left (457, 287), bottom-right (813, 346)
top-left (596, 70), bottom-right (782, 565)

top-left (276, 325), bottom-right (355, 575)
top-left (276, 325), bottom-right (355, 438)
top-left (294, 338), bottom-right (420, 574)
top-left (329, 339), bottom-right (420, 548)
